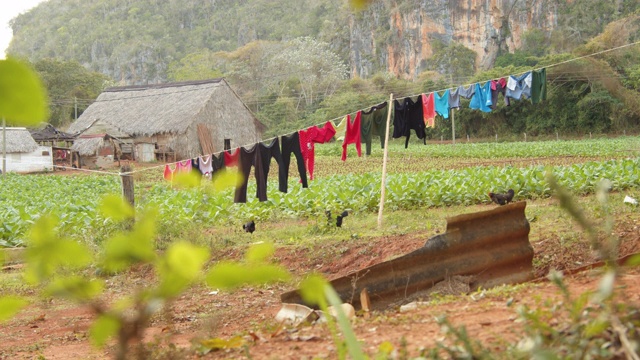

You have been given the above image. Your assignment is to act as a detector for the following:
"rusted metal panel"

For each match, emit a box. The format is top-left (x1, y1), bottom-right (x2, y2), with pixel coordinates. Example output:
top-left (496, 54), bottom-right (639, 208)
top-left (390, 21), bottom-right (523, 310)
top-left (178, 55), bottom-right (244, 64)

top-left (281, 201), bottom-right (533, 310)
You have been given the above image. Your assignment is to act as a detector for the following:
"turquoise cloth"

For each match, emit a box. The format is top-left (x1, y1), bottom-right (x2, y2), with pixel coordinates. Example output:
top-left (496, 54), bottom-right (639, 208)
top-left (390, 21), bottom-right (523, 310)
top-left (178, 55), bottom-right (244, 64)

top-left (434, 89), bottom-right (450, 119)
top-left (469, 82), bottom-right (493, 113)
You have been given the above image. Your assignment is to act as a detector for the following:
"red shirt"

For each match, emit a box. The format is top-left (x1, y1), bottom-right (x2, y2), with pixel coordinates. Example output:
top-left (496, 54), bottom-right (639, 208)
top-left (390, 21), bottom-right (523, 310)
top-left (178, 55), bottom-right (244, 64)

top-left (299, 121), bottom-right (336, 180)
top-left (224, 148), bottom-right (240, 167)
top-left (341, 111), bottom-right (362, 161)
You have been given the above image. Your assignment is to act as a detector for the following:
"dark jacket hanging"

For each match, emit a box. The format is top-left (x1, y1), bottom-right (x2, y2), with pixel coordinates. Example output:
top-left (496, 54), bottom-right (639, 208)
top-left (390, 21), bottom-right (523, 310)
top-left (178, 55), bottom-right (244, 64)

top-left (361, 101), bottom-right (388, 154)
top-left (393, 95), bottom-right (426, 148)
top-left (211, 152), bottom-right (225, 176)
top-left (279, 132), bottom-right (308, 193)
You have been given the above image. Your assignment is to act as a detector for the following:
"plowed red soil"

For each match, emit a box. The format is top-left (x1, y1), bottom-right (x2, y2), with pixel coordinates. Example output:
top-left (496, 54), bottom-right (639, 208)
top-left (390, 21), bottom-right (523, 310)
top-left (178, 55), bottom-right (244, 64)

top-left (2, 209), bottom-right (640, 360)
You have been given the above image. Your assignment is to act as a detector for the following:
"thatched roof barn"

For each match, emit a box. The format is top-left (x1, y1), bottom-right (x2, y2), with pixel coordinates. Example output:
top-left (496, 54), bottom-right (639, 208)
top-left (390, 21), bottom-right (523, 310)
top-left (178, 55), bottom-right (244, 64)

top-left (0, 127), bottom-right (53, 173)
top-left (67, 79), bottom-right (266, 161)
top-left (0, 128), bottom-right (39, 153)
top-left (72, 135), bottom-right (109, 156)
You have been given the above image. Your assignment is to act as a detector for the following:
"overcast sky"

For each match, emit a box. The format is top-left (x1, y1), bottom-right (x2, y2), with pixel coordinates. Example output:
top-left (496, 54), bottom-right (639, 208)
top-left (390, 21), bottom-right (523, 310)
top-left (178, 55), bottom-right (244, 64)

top-left (1, 0), bottom-right (48, 59)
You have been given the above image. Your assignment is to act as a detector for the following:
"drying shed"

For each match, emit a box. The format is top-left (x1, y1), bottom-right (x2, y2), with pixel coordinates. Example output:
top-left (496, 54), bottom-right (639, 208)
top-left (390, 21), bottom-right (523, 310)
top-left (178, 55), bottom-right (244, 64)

top-left (67, 79), bottom-right (266, 162)
top-left (0, 127), bottom-right (53, 173)
top-left (29, 124), bottom-right (76, 146)
top-left (29, 124), bottom-right (79, 170)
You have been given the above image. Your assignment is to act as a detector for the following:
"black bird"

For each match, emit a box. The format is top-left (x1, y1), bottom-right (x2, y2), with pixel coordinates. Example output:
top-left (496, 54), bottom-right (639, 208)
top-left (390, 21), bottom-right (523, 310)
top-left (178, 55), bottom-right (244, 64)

top-left (336, 211), bottom-right (349, 227)
top-left (242, 220), bottom-right (255, 233)
top-left (488, 189), bottom-right (515, 206)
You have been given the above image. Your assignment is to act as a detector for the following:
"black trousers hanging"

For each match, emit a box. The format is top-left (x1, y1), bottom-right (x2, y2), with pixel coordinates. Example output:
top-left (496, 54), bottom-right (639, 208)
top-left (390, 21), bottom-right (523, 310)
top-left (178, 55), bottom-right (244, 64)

top-left (279, 132), bottom-right (308, 193)
top-left (256, 138), bottom-right (285, 199)
top-left (234, 144), bottom-right (267, 203)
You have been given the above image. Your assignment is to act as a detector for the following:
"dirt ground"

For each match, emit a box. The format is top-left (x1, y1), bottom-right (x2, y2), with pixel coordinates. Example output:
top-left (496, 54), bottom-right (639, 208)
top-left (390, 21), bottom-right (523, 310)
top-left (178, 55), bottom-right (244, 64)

top-left (2, 206), bottom-right (640, 360)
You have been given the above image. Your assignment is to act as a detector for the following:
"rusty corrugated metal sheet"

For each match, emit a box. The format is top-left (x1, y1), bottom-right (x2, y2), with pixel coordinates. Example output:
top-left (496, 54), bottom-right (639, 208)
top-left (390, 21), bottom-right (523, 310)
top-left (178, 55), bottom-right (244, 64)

top-left (281, 201), bottom-right (533, 310)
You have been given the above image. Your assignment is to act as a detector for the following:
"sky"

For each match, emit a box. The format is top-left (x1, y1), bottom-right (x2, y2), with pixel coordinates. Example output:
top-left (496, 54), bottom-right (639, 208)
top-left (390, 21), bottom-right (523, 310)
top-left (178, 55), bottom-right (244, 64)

top-left (0, 0), bottom-right (48, 59)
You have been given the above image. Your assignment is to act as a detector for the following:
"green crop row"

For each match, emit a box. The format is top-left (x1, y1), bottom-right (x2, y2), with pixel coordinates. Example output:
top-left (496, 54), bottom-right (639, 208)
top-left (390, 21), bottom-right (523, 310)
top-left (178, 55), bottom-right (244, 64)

top-left (1, 156), bottom-right (639, 248)
top-left (315, 136), bottom-right (640, 159)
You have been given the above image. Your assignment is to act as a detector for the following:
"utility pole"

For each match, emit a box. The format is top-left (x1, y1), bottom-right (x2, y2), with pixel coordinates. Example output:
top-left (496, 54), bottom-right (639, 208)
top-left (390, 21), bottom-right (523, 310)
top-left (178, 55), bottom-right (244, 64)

top-left (74, 97), bottom-right (78, 120)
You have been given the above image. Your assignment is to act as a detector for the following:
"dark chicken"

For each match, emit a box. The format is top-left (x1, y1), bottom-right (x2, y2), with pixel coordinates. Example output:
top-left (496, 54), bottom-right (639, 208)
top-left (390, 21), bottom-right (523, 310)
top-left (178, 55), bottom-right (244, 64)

top-left (336, 211), bottom-right (348, 227)
top-left (242, 220), bottom-right (255, 233)
top-left (488, 189), bottom-right (515, 205)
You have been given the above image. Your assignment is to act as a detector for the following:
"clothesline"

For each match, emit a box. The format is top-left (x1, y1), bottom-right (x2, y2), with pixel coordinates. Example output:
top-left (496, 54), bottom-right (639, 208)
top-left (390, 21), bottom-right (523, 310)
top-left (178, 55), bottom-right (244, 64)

top-left (120, 39), bottom-right (640, 176)
top-left (397, 39), bottom-right (640, 103)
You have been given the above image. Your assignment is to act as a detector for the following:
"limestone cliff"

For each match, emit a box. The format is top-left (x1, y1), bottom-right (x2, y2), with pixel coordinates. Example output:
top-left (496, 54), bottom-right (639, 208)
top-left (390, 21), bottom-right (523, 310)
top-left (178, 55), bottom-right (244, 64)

top-left (348, 0), bottom-right (558, 79)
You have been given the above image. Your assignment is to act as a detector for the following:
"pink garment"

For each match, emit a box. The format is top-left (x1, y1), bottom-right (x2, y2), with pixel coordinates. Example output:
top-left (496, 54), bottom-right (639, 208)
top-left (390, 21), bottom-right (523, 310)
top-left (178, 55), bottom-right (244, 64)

top-left (176, 160), bottom-right (192, 172)
top-left (422, 93), bottom-right (436, 128)
top-left (299, 121), bottom-right (336, 181)
top-left (491, 78), bottom-right (507, 90)
top-left (341, 111), bottom-right (362, 161)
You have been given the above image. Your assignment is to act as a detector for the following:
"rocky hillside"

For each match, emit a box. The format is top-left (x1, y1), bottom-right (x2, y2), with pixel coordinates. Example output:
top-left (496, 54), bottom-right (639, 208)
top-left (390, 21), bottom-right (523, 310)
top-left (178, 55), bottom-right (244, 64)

top-left (348, 0), bottom-right (557, 78)
top-left (7, 0), bottom-right (631, 84)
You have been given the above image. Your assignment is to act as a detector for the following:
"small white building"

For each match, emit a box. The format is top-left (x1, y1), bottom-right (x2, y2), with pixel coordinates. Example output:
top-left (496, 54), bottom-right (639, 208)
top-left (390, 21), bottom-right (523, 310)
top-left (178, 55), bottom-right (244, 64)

top-left (0, 127), bottom-right (53, 173)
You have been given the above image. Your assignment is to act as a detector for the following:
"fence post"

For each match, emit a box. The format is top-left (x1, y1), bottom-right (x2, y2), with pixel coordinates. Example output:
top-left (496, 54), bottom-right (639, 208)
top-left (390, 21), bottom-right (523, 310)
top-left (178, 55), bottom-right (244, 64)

top-left (120, 165), bottom-right (135, 208)
top-left (377, 94), bottom-right (394, 229)
top-left (451, 108), bottom-right (455, 145)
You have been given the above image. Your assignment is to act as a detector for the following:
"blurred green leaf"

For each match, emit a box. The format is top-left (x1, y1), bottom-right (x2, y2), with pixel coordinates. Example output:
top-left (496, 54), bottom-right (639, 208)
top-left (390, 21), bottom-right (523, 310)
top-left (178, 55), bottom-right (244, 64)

top-left (89, 314), bottom-right (120, 348)
top-left (102, 211), bottom-right (157, 272)
top-left (25, 216), bottom-right (92, 283)
top-left (245, 242), bottom-right (274, 263)
top-left (98, 194), bottom-right (135, 221)
top-left (173, 171), bottom-right (201, 189)
top-left (349, 0), bottom-right (373, 10)
top-left (200, 336), bottom-right (244, 351)
top-left (0, 296), bottom-right (28, 322)
top-left (623, 254), bottom-right (640, 266)
top-left (0, 58), bottom-right (49, 126)
top-left (46, 276), bottom-right (104, 302)
top-left (205, 262), bottom-right (290, 290)
top-left (299, 273), bottom-right (329, 307)
top-left (164, 241), bottom-right (209, 280)
top-left (156, 241), bottom-right (209, 297)
top-left (211, 168), bottom-right (242, 192)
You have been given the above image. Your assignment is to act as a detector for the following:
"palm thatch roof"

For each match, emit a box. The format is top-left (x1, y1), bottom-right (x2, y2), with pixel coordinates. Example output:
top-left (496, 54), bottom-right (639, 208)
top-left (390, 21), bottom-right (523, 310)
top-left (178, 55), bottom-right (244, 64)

top-left (0, 128), bottom-right (39, 153)
top-left (67, 79), bottom-right (264, 136)
top-left (71, 137), bottom-right (105, 156)
top-left (29, 124), bottom-right (77, 142)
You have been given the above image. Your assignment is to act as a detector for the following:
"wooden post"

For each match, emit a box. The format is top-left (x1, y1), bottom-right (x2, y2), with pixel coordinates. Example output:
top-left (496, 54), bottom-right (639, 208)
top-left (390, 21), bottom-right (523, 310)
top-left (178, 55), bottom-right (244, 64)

top-left (120, 165), bottom-right (135, 208)
top-left (377, 94), bottom-right (394, 228)
top-left (451, 108), bottom-right (455, 145)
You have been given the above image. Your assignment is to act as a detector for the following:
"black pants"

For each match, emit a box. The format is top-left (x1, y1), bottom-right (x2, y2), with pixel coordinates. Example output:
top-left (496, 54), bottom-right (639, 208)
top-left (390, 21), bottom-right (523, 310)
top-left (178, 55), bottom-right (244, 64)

top-left (280, 133), bottom-right (308, 193)
top-left (256, 138), bottom-right (284, 199)
top-left (234, 144), bottom-right (267, 203)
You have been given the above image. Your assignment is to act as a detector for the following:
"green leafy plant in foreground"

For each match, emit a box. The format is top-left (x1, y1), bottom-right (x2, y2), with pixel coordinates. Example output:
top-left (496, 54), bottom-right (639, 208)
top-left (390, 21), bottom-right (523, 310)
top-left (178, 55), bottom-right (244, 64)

top-left (0, 57), bottom-right (49, 325)
top-left (8, 194), bottom-right (291, 360)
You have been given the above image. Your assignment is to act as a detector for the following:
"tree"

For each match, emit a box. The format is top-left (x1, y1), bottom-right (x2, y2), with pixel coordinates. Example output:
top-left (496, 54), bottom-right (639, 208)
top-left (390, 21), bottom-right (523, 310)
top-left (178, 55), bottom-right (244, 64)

top-left (32, 59), bottom-right (112, 128)
top-left (166, 50), bottom-right (223, 81)
top-left (268, 37), bottom-right (349, 107)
